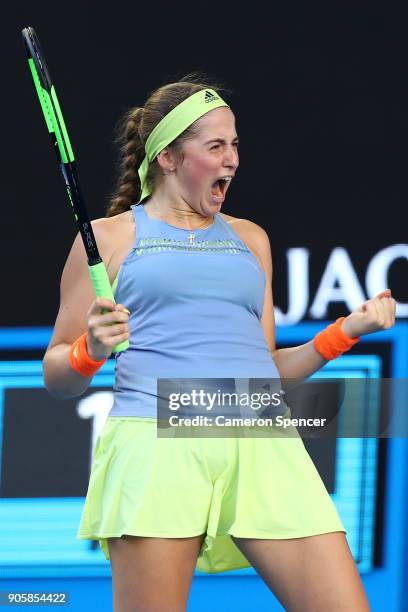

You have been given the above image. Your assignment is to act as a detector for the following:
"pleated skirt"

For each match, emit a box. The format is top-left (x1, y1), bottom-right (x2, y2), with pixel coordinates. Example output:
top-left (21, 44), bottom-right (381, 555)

top-left (77, 415), bottom-right (346, 573)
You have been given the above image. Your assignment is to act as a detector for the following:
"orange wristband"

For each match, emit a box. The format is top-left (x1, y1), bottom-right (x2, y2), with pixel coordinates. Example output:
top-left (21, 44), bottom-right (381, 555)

top-left (313, 317), bottom-right (360, 361)
top-left (69, 332), bottom-right (107, 377)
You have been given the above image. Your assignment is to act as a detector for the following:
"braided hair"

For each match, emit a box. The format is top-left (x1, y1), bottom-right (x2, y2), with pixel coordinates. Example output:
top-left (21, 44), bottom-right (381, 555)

top-left (105, 72), bottom-right (231, 218)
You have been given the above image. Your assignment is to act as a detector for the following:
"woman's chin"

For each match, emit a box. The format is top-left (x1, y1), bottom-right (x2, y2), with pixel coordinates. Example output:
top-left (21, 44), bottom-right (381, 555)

top-left (206, 192), bottom-right (224, 212)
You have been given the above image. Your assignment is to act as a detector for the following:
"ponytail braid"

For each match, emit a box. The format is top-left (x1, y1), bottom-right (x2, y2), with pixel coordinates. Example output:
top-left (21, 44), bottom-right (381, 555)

top-left (106, 107), bottom-right (144, 217)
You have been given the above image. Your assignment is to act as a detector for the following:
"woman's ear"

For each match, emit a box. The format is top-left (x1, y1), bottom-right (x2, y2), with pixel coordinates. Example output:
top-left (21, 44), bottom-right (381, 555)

top-left (156, 147), bottom-right (177, 173)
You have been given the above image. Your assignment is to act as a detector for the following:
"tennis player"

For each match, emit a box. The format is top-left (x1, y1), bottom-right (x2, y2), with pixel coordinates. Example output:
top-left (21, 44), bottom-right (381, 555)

top-left (43, 74), bottom-right (395, 611)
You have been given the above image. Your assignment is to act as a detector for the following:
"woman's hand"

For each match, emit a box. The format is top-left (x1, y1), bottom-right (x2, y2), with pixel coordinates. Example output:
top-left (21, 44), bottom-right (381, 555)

top-left (341, 289), bottom-right (396, 339)
top-left (86, 297), bottom-right (130, 361)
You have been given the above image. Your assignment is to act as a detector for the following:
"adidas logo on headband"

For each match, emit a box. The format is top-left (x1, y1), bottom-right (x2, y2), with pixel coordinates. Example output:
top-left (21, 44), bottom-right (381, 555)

top-left (205, 90), bottom-right (219, 103)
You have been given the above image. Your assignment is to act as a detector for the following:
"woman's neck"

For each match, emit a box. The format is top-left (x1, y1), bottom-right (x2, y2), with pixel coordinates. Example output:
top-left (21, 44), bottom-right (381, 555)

top-left (144, 195), bottom-right (213, 230)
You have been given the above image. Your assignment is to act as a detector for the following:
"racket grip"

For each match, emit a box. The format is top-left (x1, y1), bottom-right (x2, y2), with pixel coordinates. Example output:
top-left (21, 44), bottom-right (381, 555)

top-left (88, 262), bottom-right (129, 353)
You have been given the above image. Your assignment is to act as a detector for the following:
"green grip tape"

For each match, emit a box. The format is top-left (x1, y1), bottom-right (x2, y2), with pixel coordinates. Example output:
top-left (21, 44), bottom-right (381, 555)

top-left (88, 262), bottom-right (129, 353)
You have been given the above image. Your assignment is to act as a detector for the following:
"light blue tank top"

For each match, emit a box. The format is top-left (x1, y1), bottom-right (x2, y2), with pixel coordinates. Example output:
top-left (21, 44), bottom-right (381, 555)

top-left (109, 203), bottom-right (281, 417)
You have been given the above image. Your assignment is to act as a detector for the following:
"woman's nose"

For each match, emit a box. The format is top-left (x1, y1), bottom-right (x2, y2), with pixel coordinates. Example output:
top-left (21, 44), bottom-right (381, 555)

top-left (224, 145), bottom-right (239, 169)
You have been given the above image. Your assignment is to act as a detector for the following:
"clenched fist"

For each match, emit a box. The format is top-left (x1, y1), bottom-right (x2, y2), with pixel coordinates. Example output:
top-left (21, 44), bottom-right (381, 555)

top-left (86, 297), bottom-right (131, 361)
top-left (341, 289), bottom-right (396, 339)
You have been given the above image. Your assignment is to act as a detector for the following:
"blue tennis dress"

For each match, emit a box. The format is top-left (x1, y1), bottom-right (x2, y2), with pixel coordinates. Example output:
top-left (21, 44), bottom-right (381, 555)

top-left (109, 203), bottom-right (281, 417)
top-left (76, 203), bottom-right (346, 573)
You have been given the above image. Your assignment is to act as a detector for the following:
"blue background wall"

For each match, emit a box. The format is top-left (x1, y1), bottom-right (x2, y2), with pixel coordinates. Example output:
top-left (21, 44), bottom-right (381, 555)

top-left (1, 323), bottom-right (407, 610)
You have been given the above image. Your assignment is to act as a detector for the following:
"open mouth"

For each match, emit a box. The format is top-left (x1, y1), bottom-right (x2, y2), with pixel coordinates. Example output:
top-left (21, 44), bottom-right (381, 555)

top-left (210, 178), bottom-right (231, 199)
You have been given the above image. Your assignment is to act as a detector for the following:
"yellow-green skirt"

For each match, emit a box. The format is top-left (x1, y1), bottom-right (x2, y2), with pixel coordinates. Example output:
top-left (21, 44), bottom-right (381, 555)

top-left (76, 416), bottom-right (346, 573)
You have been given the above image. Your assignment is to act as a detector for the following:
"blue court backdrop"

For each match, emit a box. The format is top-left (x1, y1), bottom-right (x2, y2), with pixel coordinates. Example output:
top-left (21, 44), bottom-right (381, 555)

top-left (0, 322), bottom-right (407, 611)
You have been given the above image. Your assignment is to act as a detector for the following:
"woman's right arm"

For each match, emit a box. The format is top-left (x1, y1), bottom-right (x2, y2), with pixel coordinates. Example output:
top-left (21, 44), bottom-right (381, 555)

top-left (43, 220), bottom-right (130, 400)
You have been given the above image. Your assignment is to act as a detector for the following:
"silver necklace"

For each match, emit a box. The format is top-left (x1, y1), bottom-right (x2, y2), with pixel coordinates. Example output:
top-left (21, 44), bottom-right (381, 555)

top-left (188, 220), bottom-right (213, 246)
top-left (148, 200), bottom-right (213, 246)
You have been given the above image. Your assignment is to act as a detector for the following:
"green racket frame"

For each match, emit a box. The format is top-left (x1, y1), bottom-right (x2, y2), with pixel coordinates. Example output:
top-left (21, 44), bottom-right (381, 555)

top-left (22, 27), bottom-right (128, 353)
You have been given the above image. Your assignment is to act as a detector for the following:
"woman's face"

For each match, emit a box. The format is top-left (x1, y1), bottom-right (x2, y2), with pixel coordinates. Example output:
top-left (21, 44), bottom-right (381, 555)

top-left (173, 107), bottom-right (239, 216)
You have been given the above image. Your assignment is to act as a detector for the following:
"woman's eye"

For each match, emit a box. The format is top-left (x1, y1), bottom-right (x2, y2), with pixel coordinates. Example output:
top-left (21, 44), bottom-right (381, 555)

top-left (210, 143), bottom-right (238, 150)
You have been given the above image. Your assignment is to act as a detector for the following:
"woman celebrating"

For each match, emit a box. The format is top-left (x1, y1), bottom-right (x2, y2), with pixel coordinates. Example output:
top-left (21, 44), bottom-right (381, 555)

top-left (43, 74), bottom-right (395, 611)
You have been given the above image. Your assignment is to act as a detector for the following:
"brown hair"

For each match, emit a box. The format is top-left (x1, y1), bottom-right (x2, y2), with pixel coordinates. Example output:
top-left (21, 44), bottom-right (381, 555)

top-left (105, 72), bottom-right (231, 218)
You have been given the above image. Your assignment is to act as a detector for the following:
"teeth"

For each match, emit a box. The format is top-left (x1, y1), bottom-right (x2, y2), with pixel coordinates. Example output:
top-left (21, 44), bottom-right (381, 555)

top-left (212, 177), bottom-right (232, 187)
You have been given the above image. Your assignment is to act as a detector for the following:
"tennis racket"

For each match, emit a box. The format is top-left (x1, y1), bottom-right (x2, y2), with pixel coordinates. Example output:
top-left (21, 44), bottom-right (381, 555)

top-left (21, 26), bottom-right (128, 353)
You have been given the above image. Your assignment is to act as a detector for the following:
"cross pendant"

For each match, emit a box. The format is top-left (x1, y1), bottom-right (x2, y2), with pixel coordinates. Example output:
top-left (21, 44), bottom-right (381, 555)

top-left (189, 232), bottom-right (195, 246)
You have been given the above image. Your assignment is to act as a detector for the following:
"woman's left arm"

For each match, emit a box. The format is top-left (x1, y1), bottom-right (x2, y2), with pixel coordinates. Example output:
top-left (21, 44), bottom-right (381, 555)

top-left (250, 224), bottom-right (396, 381)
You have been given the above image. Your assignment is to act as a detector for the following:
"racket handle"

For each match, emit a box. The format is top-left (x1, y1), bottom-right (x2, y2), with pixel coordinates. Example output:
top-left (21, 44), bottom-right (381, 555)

top-left (88, 262), bottom-right (129, 353)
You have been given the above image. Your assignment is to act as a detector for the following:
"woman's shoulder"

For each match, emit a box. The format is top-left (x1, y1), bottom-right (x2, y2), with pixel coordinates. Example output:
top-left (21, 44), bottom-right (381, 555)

top-left (92, 208), bottom-right (134, 232)
top-left (219, 212), bottom-right (270, 244)
top-left (219, 212), bottom-right (272, 272)
top-left (91, 209), bottom-right (135, 248)
top-left (89, 209), bottom-right (135, 283)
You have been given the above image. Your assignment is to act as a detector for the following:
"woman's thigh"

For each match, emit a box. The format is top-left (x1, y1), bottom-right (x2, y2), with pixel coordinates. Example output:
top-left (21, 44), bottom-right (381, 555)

top-left (231, 531), bottom-right (370, 612)
top-left (108, 533), bottom-right (206, 612)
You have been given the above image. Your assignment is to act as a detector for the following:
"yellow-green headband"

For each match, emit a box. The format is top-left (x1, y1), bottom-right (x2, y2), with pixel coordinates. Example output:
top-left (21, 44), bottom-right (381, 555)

top-left (138, 88), bottom-right (229, 202)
